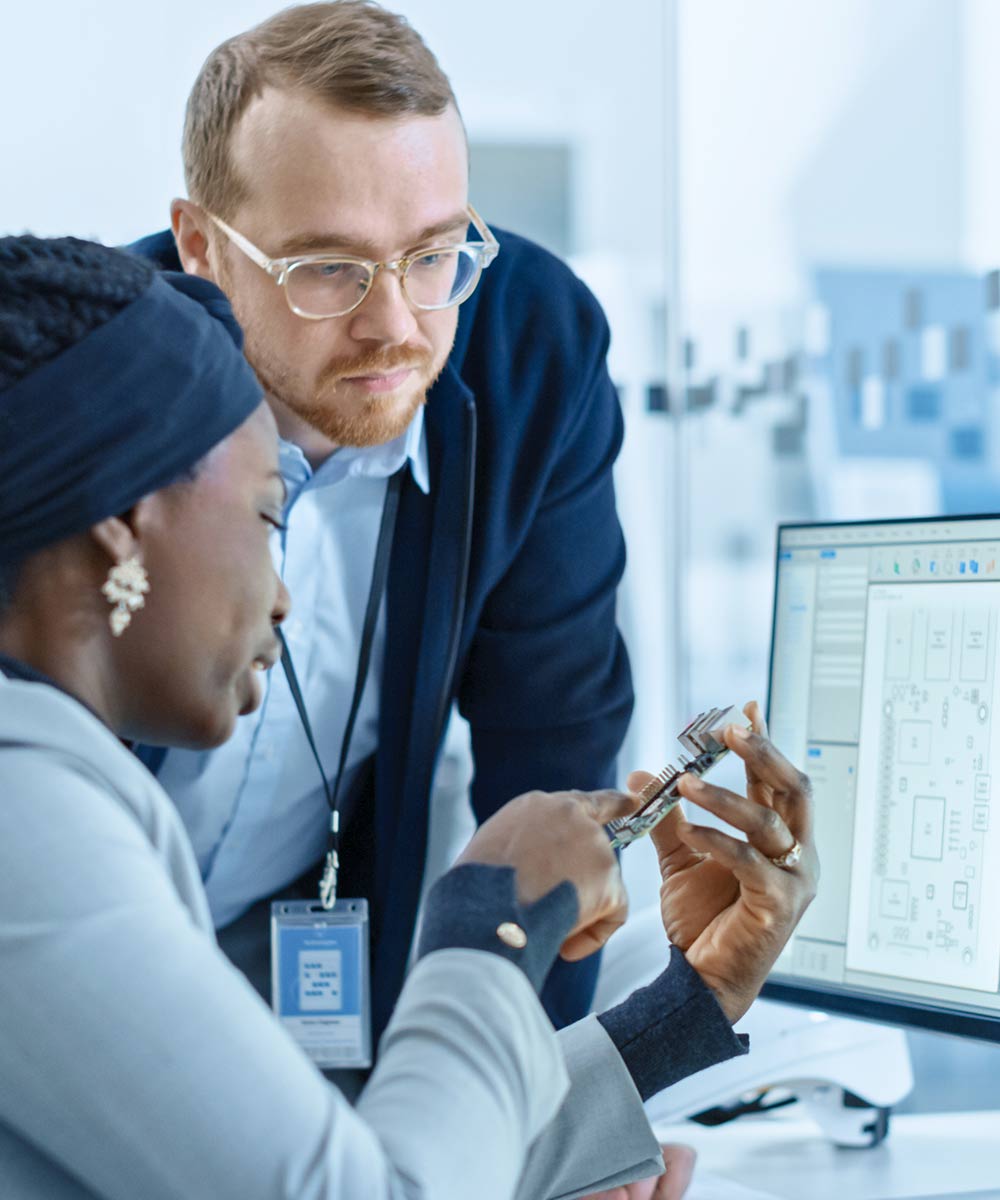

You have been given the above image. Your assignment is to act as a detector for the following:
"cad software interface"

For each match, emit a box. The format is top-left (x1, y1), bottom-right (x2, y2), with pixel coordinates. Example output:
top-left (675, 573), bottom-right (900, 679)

top-left (769, 518), bottom-right (1000, 1017)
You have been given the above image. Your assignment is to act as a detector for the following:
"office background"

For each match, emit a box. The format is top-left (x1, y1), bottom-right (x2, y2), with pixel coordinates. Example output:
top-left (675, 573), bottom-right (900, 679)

top-left (4, 0), bottom-right (1000, 1119)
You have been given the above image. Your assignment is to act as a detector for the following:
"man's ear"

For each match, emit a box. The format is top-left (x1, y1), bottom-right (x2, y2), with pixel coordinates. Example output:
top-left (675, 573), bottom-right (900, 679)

top-left (171, 199), bottom-right (218, 283)
top-left (89, 514), bottom-right (141, 567)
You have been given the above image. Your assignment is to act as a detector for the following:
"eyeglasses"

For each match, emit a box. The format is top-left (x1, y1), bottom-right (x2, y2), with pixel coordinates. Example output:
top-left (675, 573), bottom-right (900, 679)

top-left (205, 205), bottom-right (499, 320)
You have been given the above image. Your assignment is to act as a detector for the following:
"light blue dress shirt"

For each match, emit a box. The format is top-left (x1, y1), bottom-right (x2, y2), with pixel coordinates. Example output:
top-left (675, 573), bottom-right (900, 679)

top-left (158, 412), bottom-right (430, 929)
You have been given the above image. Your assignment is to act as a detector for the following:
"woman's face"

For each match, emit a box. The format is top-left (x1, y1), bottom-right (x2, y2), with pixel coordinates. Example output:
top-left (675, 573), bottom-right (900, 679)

top-left (114, 402), bottom-right (291, 748)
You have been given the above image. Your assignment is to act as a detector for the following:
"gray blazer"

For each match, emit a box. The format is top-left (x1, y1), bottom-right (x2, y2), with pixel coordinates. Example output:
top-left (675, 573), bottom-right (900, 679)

top-left (0, 677), bottom-right (663, 1199)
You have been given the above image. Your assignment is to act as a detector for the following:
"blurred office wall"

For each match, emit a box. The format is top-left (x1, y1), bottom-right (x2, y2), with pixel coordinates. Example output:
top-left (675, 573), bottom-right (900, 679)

top-left (0, 1), bottom-right (671, 258)
top-left (674, 0), bottom-right (1000, 725)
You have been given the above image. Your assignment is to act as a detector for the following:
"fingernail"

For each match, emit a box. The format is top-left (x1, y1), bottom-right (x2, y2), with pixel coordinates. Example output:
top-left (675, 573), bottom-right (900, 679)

top-left (729, 724), bottom-right (750, 740)
top-left (684, 774), bottom-right (705, 790)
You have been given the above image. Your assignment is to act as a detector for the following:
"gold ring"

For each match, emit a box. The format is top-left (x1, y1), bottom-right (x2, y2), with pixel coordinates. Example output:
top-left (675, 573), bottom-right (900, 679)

top-left (769, 840), bottom-right (802, 869)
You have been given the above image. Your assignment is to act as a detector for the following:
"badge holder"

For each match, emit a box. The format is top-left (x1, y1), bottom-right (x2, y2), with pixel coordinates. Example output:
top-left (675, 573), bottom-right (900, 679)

top-left (270, 471), bottom-right (401, 1071)
top-left (271, 897), bottom-right (372, 1069)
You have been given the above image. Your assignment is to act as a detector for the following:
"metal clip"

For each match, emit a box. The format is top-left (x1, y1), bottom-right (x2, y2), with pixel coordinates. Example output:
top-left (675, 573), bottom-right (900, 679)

top-left (319, 848), bottom-right (339, 910)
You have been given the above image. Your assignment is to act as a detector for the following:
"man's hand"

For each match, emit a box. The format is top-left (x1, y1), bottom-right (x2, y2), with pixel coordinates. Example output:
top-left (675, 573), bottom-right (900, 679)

top-left (633, 701), bottom-right (818, 1023)
top-left (456, 788), bottom-right (638, 960)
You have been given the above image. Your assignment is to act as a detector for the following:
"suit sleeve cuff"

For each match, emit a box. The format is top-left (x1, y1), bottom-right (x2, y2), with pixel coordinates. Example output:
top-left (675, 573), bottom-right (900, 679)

top-left (596, 945), bottom-right (749, 1101)
top-left (416, 863), bottom-right (579, 993)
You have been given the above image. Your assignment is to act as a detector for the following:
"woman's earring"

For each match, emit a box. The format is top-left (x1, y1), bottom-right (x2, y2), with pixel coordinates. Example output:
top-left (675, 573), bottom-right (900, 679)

top-left (101, 557), bottom-right (150, 637)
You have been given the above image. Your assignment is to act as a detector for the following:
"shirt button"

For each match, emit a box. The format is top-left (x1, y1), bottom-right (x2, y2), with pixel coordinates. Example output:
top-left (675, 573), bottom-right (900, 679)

top-left (496, 922), bottom-right (527, 949)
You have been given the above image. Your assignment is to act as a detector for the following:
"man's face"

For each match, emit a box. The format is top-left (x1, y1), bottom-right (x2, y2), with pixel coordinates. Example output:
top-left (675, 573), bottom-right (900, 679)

top-left (214, 92), bottom-right (468, 448)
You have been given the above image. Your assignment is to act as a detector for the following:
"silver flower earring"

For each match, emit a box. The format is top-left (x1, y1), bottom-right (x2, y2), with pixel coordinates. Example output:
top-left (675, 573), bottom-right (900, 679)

top-left (101, 557), bottom-right (150, 637)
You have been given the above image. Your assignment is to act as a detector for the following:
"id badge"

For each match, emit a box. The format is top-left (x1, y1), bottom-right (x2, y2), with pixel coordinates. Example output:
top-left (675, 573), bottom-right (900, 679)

top-left (270, 898), bottom-right (372, 1069)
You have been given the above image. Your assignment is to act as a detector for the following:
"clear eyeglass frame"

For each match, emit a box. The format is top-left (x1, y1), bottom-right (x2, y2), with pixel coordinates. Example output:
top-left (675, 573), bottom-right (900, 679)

top-left (205, 205), bottom-right (499, 320)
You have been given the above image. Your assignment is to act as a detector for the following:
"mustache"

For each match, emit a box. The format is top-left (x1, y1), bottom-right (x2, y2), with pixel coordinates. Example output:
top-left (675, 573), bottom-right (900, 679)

top-left (322, 345), bottom-right (432, 383)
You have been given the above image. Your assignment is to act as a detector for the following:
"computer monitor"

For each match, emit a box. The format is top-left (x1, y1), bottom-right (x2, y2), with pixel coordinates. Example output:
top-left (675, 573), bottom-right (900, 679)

top-left (765, 514), bottom-right (1000, 1041)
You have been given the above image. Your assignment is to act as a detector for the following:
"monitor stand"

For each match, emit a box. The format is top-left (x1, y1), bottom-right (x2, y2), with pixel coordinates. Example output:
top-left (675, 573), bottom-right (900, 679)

top-left (655, 1110), bottom-right (1000, 1200)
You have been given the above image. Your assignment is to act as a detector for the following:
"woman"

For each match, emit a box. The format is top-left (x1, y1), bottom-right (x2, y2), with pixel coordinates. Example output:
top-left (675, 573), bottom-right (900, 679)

top-left (0, 236), bottom-right (818, 1200)
top-left (0, 235), bottom-right (635, 1200)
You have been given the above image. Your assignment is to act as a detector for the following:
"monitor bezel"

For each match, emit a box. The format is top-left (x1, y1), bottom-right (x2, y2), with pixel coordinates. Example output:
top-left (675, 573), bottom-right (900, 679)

top-left (763, 511), bottom-right (1000, 1043)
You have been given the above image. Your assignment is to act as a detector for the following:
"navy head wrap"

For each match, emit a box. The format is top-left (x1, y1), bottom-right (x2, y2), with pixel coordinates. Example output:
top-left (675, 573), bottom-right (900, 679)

top-left (0, 265), bottom-right (263, 561)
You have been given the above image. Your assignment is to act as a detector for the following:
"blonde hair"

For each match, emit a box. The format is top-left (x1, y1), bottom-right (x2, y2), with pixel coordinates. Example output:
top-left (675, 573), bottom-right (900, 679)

top-left (182, 1), bottom-right (456, 217)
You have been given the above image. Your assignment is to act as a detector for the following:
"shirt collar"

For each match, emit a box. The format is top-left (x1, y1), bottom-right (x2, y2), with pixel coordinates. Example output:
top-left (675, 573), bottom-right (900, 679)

top-left (279, 406), bottom-right (430, 500)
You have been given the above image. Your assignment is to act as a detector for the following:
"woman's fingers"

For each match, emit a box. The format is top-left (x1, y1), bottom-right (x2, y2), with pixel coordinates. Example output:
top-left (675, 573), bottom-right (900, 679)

top-left (717, 727), bottom-right (814, 844)
top-left (579, 788), bottom-right (643, 824)
top-left (648, 802), bottom-right (707, 871)
top-left (677, 772), bottom-right (800, 861)
top-left (624, 769), bottom-right (696, 866)
top-left (654, 1144), bottom-right (697, 1200)
top-left (626, 769), bottom-right (657, 794)
top-left (677, 819), bottom-right (813, 903)
top-left (627, 766), bottom-right (723, 869)
top-left (744, 699), bottom-right (767, 737)
top-left (561, 903), bottom-right (629, 960)
top-left (561, 864), bottom-right (629, 960)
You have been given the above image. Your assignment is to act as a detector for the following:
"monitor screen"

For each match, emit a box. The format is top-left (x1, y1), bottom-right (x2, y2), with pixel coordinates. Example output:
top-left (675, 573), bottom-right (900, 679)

top-left (764, 515), bottom-right (1000, 1040)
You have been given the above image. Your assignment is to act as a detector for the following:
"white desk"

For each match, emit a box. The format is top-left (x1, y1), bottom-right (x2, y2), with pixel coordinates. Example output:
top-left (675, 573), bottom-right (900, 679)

top-left (656, 1110), bottom-right (1000, 1199)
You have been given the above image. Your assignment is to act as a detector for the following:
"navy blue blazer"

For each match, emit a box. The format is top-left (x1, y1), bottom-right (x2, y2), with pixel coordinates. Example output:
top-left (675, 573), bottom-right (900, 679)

top-left (130, 226), bottom-right (634, 1038)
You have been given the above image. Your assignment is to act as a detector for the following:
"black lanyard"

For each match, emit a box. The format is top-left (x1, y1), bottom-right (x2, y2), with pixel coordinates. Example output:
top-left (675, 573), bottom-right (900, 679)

top-left (279, 468), bottom-right (403, 909)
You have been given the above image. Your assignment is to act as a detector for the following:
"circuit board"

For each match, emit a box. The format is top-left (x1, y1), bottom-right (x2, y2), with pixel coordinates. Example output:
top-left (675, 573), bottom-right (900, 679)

top-left (606, 705), bottom-right (751, 848)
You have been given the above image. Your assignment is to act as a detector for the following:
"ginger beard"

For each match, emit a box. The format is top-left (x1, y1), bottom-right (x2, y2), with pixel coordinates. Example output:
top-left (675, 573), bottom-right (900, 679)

top-left (238, 309), bottom-right (447, 449)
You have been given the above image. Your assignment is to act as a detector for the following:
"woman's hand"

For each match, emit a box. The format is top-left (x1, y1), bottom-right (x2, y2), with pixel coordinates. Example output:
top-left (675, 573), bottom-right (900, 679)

top-left (456, 787), bottom-right (639, 960)
top-left (634, 702), bottom-right (819, 1023)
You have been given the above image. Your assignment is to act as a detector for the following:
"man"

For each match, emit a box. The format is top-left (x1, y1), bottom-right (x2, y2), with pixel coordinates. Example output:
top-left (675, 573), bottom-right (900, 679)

top-left (132, 0), bottom-right (632, 1040)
